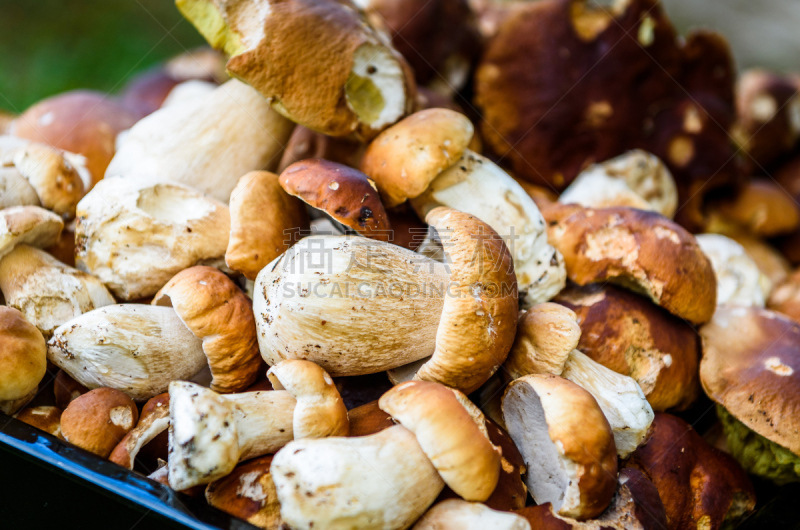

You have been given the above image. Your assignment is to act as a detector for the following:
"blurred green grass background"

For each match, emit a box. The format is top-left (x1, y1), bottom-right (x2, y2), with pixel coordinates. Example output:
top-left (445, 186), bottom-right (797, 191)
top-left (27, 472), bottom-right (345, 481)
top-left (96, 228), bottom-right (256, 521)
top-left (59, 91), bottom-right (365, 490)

top-left (0, 0), bottom-right (205, 113)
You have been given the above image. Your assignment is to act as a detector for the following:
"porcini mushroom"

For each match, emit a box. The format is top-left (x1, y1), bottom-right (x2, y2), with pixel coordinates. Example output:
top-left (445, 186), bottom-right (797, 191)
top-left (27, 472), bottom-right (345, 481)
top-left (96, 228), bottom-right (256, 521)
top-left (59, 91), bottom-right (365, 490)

top-left (61, 387), bottom-right (139, 458)
top-left (47, 305), bottom-right (209, 400)
top-left (544, 203), bottom-right (717, 324)
top-left (413, 499), bottom-right (530, 530)
top-left (503, 374), bottom-right (617, 520)
top-left (177, 0), bottom-right (416, 140)
top-left (205, 455), bottom-right (282, 530)
top-left (504, 303), bottom-right (581, 379)
top-left (226, 170), bottom-right (309, 281)
top-left (106, 80), bottom-right (294, 202)
top-left (0, 205), bottom-right (63, 259)
top-left (152, 266), bottom-right (262, 393)
top-left (361, 108), bottom-right (565, 306)
top-left (696, 233), bottom-right (771, 307)
top-left (15, 405), bottom-right (63, 438)
top-left (700, 306), bottom-right (800, 484)
top-left (75, 176), bottom-right (230, 300)
top-left (109, 393), bottom-right (170, 470)
top-left (0, 307), bottom-right (47, 414)
top-left (709, 179), bottom-right (800, 238)
top-left (0, 244), bottom-right (115, 338)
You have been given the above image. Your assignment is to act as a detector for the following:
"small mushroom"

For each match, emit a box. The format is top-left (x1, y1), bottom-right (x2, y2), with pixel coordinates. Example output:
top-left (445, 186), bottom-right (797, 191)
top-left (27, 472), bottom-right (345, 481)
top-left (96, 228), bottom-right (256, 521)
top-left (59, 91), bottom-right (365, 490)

top-left (379, 381), bottom-right (500, 502)
top-left (205, 455), bottom-right (282, 530)
top-left (10, 90), bottom-right (139, 189)
top-left (106, 80), bottom-right (294, 203)
top-left (626, 413), bottom-right (756, 529)
top-left (696, 233), bottom-right (771, 307)
top-left (109, 393), bottom-right (170, 470)
top-left (47, 305), bottom-right (209, 400)
top-left (75, 176), bottom-right (230, 300)
top-left (0, 307), bottom-right (47, 414)
top-left (152, 266), bottom-right (262, 393)
top-left (503, 374), bottom-right (617, 520)
top-left (226, 170), bottom-right (309, 281)
top-left (271, 425), bottom-right (444, 530)
top-left (413, 499), bottom-right (530, 530)
top-left (361, 109), bottom-right (565, 306)
top-left (543, 203), bottom-right (717, 324)
top-left (15, 405), bottom-right (63, 438)
top-left (61, 387), bottom-right (139, 458)
top-left (700, 306), bottom-right (800, 484)
top-left (0, 205), bottom-right (63, 260)
top-left (558, 150), bottom-right (677, 217)
top-left (280, 159), bottom-right (391, 240)
top-left (0, 244), bottom-right (115, 338)
top-left (177, 0), bottom-right (415, 140)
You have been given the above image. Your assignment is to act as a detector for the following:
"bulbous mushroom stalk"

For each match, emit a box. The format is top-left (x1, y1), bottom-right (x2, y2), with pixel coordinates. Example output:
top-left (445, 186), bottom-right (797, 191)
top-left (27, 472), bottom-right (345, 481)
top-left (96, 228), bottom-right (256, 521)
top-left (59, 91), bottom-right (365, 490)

top-left (271, 425), bottom-right (444, 530)
top-left (46, 305), bottom-right (209, 400)
top-left (379, 381), bottom-right (501, 502)
top-left (168, 360), bottom-right (347, 490)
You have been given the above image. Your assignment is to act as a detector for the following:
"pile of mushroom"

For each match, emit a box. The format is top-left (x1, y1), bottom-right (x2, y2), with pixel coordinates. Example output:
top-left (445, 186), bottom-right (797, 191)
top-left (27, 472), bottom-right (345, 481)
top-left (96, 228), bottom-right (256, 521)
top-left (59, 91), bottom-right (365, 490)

top-left (12, 0), bottom-right (800, 527)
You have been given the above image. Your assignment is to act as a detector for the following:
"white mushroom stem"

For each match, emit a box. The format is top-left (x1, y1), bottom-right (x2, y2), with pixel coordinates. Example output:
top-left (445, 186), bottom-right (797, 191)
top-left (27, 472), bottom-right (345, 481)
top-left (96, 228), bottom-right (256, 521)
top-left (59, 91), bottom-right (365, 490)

top-left (411, 149), bottom-right (566, 308)
top-left (168, 381), bottom-right (296, 490)
top-left (561, 350), bottom-right (654, 457)
top-left (412, 499), bottom-right (531, 530)
top-left (696, 233), bottom-right (771, 307)
top-left (271, 425), bottom-right (445, 530)
top-left (46, 305), bottom-right (209, 401)
top-left (254, 236), bottom-right (449, 376)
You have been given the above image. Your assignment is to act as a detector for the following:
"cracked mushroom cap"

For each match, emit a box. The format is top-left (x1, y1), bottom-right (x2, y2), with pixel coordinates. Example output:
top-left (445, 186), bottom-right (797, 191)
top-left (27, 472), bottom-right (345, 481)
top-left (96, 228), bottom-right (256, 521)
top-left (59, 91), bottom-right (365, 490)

top-left (409, 208), bottom-right (518, 393)
top-left (700, 306), bottom-right (800, 457)
top-left (75, 176), bottom-right (230, 300)
top-left (0, 307), bottom-right (47, 403)
top-left (153, 266), bottom-right (262, 393)
top-left (503, 374), bottom-right (617, 520)
top-left (178, 0), bottom-right (415, 140)
top-left (544, 203), bottom-right (717, 324)
top-left (360, 108), bottom-right (474, 207)
top-left (11, 90), bottom-right (139, 189)
top-left (61, 387), bottom-right (139, 458)
top-left (280, 159), bottom-right (390, 240)
top-left (554, 283), bottom-right (700, 411)
top-left (205, 455), bottom-right (282, 530)
top-left (696, 234), bottom-right (771, 307)
top-left (413, 499), bottom-right (530, 530)
top-left (379, 381), bottom-right (501, 502)
top-left (267, 359), bottom-right (349, 439)
top-left (47, 305), bottom-right (208, 401)
top-left (271, 425), bottom-right (444, 530)
top-left (626, 413), bottom-right (756, 530)
top-left (0, 244), bottom-right (115, 338)
top-left (109, 393), bottom-right (170, 470)
top-left (0, 205), bottom-right (63, 260)
top-left (226, 170), bottom-right (309, 280)
top-left (505, 303), bottom-right (581, 379)
top-left (15, 405), bottom-right (63, 438)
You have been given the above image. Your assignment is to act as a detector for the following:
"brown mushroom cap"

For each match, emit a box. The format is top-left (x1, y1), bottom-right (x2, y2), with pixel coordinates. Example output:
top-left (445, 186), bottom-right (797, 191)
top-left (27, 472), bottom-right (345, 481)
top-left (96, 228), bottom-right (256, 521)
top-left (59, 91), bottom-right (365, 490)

top-left (206, 455), bottom-right (281, 529)
top-left (54, 369), bottom-right (89, 409)
top-left (15, 405), bottom-right (62, 438)
top-left (0, 306), bottom-right (47, 402)
top-left (360, 108), bottom-right (474, 207)
top-left (347, 400), bottom-right (395, 437)
top-left (711, 179), bottom-right (800, 237)
top-left (505, 303), bottom-right (581, 379)
top-left (626, 413), bottom-right (756, 530)
top-left (555, 283), bottom-right (700, 411)
top-left (226, 170), bottom-right (309, 280)
top-left (11, 91), bottom-right (139, 189)
top-left (543, 203), bottom-right (717, 324)
top-left (700, 305), bottom-right (800, 455)
top-left (109, 393), bottom-right (170, 470)
top-left (61, 387), bottom-right (139, 458)
top-left (280, 159), bottom-right (390, 240)
top-left (153, 266), bottom-right (262, 393)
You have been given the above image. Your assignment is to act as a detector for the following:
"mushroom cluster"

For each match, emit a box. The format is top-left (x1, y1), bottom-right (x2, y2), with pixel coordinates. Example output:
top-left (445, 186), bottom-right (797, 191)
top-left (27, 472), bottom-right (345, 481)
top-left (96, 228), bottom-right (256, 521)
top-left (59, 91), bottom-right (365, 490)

top-left (8, 0), bottom-right (800, 528)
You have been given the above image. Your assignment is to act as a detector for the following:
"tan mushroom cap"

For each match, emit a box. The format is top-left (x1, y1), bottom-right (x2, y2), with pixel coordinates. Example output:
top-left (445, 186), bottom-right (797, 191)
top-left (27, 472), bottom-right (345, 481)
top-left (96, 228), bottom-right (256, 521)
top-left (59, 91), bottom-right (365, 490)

top-left (15, 405), bottom-right (63, 438)
top-left (503, 374), bottom-right (617, 521)
top-left (226, 170), bottom-right (309, 281)
top-left (280, 159), bottom-right (390, 240)
top-left (413, 208), bottom-right (518, 394)
top-left (153, 266), bottom-right (262, 393)
top-left (555, 283), bottom-right (700, 411)
top-left (61, 387), bottom-right (139, 458)
top-left (360, 109), bottom-right (474, 207)
top-left (205, 455), bottom-right (281, 530)
top-left (109, 393), bottom-right (170, 469)
top-left (700, 306), bottom-right (800, 455)
top-left (544, 203), bottom-right (717, 324)
top-left (268, 359), bottom-right (349, 439)
top-left (505, 303), bottom-right (581, 379)
top-left (0, 306), bottom-right (47, 402)
top-left (0, 206), bottom-right (63, 259)
top-left (713, 179), bottom-right (800, 237)
top-left (379, 381), bottom-right (501, 502)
